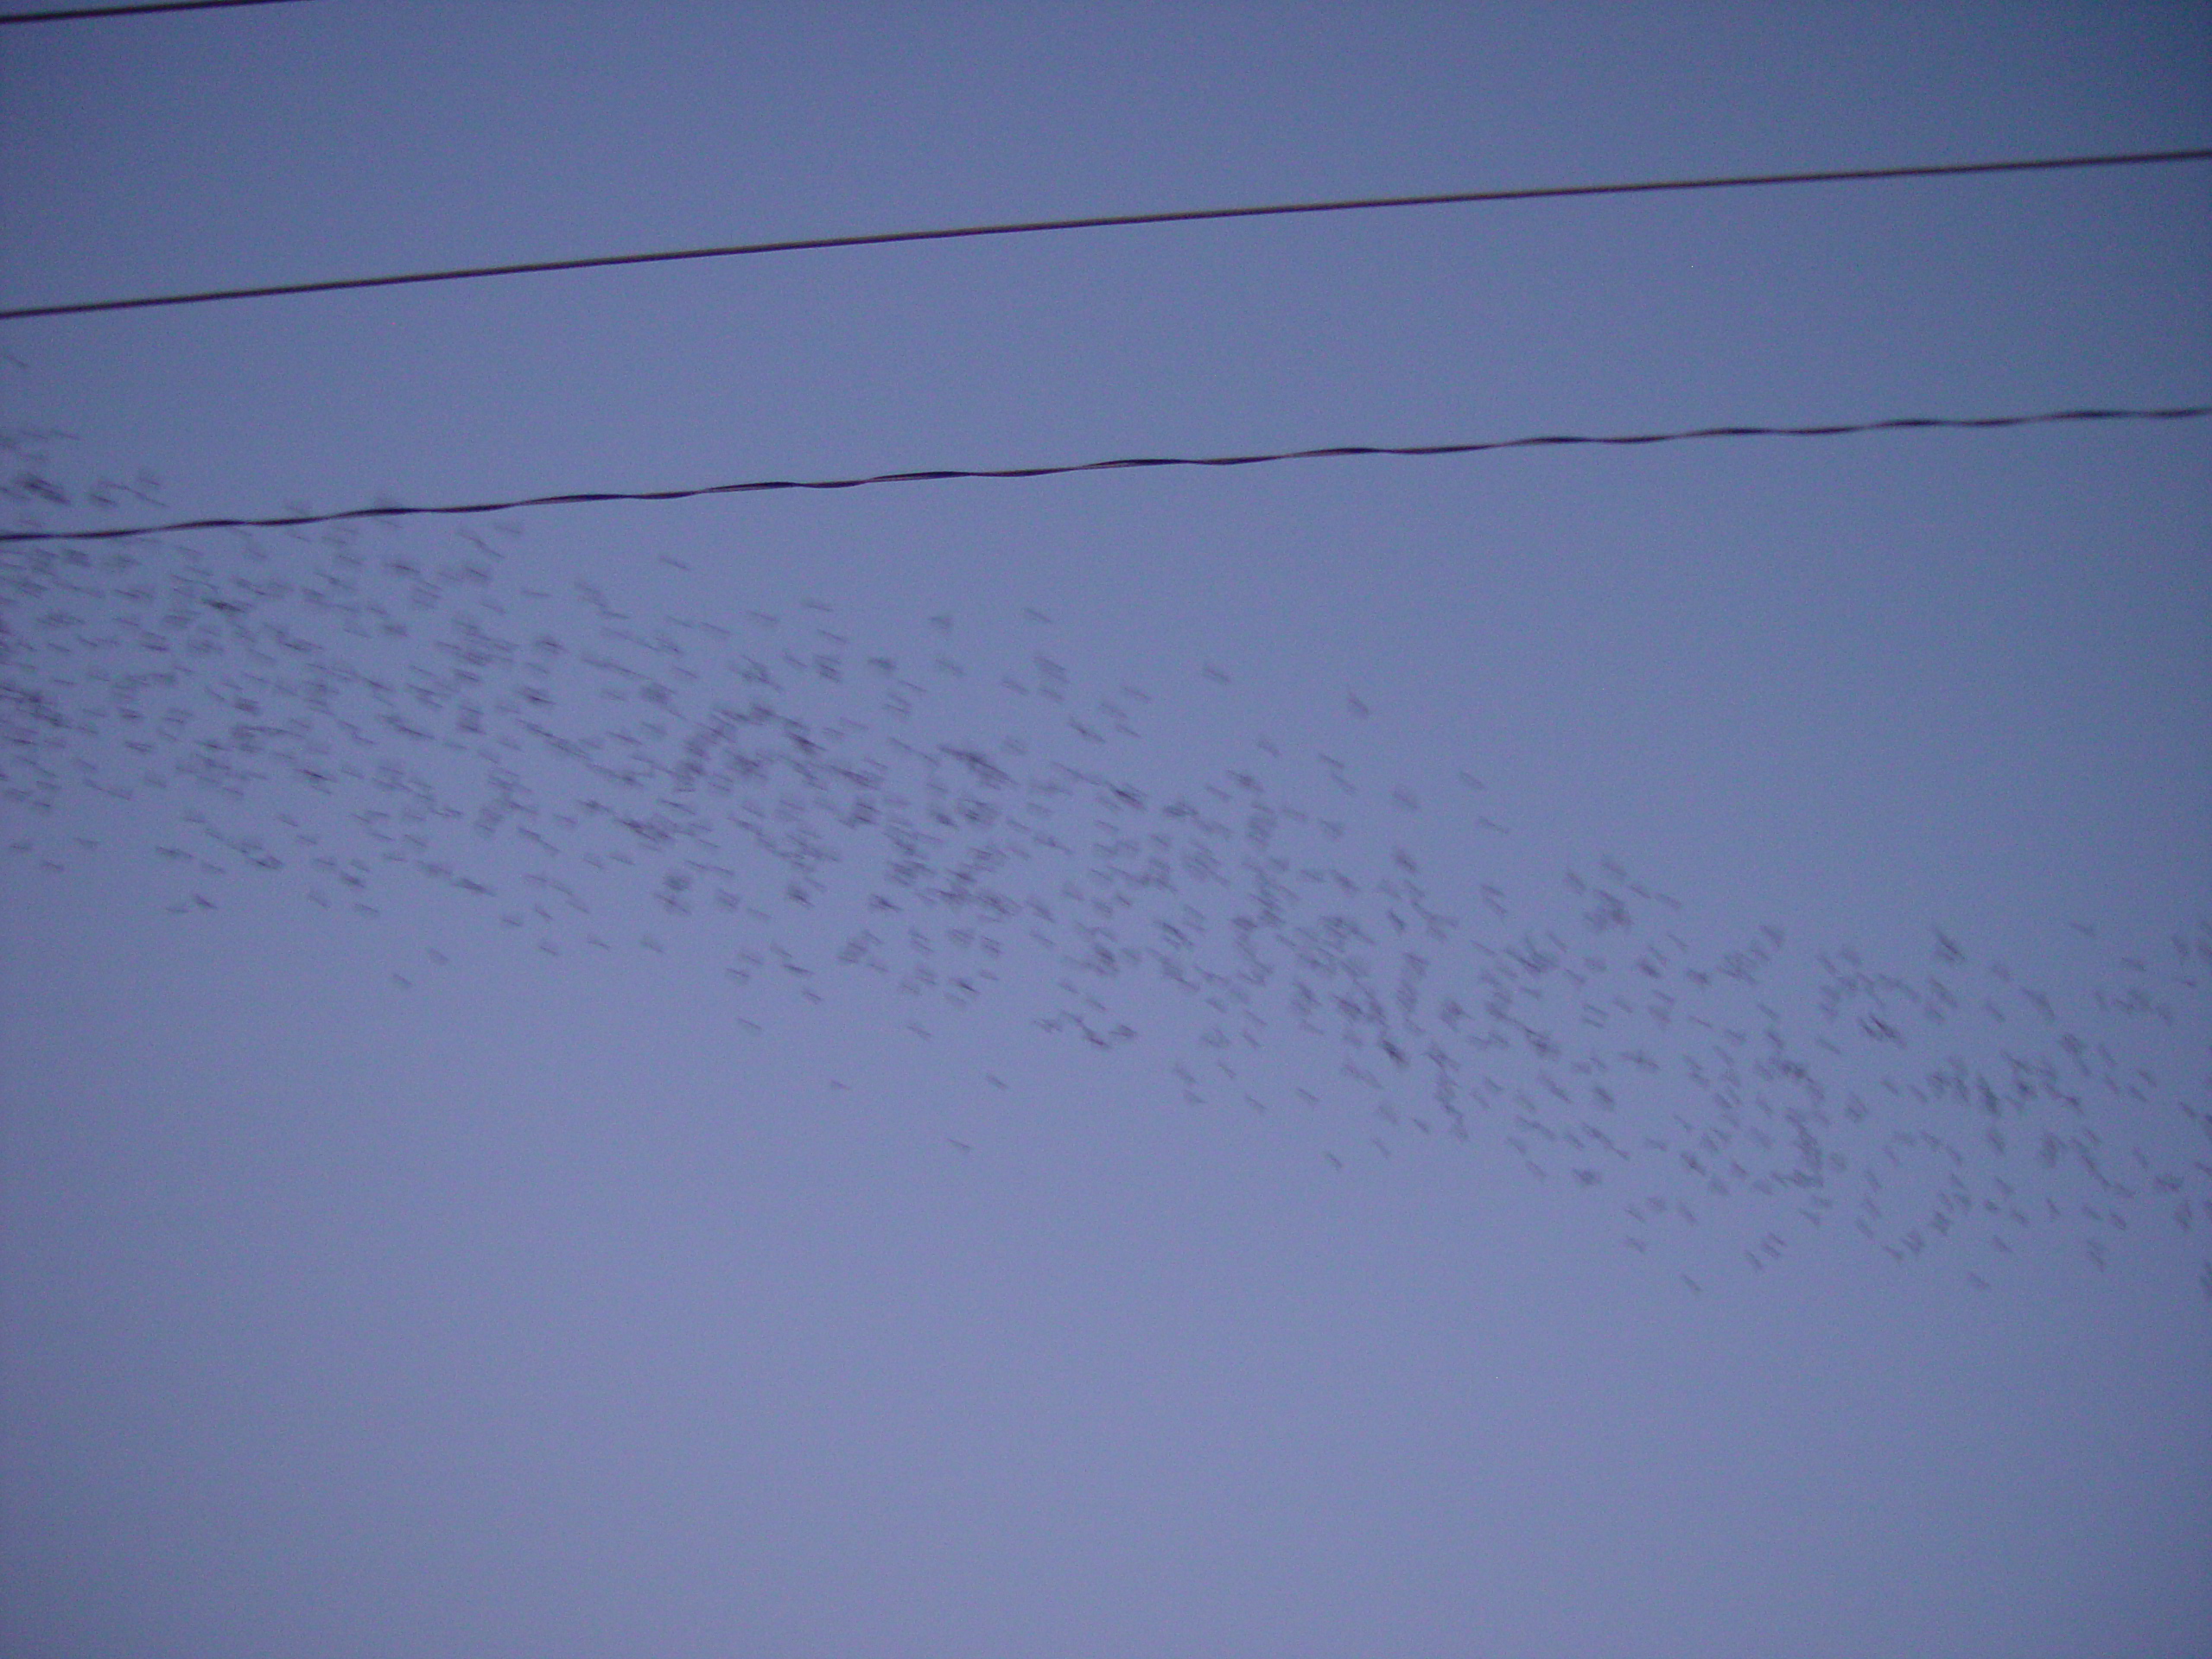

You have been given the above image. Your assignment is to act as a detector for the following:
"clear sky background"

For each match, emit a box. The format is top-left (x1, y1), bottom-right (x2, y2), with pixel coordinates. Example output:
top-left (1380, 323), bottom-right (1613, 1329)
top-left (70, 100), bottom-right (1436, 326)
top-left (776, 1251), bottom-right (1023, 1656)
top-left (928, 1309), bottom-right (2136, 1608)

top-left (3, 4), bottom-right (2209, 1656)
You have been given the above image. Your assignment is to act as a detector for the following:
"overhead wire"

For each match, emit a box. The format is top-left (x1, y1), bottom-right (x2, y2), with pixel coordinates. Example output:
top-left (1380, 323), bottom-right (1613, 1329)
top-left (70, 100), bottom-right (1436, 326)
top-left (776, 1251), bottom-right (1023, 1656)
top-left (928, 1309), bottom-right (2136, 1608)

top-left (0, 0), bottom-right (302, 23)
top-left (3, 146), bottom-right (2207, 321)
top-left (6, 405), bottom-right (2202, 544)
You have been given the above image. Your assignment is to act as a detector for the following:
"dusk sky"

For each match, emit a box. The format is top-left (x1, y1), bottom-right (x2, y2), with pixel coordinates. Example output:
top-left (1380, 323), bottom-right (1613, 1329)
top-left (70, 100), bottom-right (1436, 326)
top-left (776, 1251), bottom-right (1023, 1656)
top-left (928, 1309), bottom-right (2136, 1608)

top-left (3, 5), bottom-right (2209, 1656)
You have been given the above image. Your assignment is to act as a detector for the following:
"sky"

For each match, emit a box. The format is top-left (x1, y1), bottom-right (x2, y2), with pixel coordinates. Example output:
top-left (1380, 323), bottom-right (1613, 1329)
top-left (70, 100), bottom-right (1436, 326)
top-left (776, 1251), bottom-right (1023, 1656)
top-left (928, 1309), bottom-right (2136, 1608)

top-left (2, 3), bottom-right (2209, 1656)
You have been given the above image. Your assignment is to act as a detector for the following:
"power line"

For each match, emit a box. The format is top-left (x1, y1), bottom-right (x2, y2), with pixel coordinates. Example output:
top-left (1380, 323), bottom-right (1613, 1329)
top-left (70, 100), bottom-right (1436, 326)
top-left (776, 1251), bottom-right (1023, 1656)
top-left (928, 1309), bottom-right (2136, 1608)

top-left (4, 146), bottom-right (2206, 322)
top-left (0, 0), bottom-right (302, 23)
top-left (6, 405), bottom-right (2202, 544)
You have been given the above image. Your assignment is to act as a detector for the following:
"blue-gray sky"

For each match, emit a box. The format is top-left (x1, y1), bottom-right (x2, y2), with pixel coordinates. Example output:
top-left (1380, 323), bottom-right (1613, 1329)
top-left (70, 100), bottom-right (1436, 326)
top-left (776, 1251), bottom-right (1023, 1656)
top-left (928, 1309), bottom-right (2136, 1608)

top-left (3, 5), bottom-right (2209, 1656)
